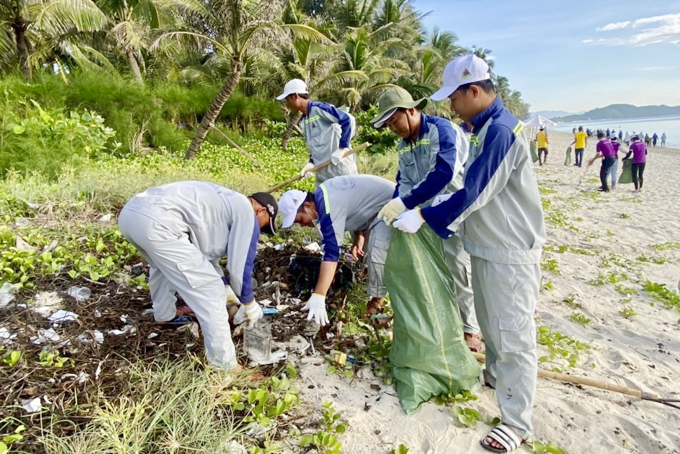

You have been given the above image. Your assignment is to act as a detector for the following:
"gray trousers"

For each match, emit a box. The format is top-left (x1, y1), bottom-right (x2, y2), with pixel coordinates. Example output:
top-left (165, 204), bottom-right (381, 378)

top-left (118, 204), bottom-right (236, 369)
top-left (315, 158), bottom-right (358, 186)
top-left (365, 220), bottom-right (391, 298)
top-left (443, 236), bottom-right (480, 335)
top-left (471, 256), bottom-right (539, 439)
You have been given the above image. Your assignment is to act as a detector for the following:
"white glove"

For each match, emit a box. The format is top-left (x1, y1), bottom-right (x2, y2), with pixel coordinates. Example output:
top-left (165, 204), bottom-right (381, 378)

top-left (302, 293), bottom-right (329, 326)
top-left (300, 162), bottom-right (315, 177)
top-left (234, 301), bottom-right (263, 328)
top-left (331, 148), bottom-right (348, 165)
top-left (393, 208), bottom-right (426, 233)
top-left (224, 285), bottom-right (240, 304)
top-left (377, 197), bottom-right (406, 225)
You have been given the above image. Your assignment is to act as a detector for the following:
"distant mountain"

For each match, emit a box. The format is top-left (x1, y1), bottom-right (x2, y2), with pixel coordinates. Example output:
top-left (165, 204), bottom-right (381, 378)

top-left (554, 104), bottom-right (679, 122)
top-left (531, 110), bottom-right (581, 119)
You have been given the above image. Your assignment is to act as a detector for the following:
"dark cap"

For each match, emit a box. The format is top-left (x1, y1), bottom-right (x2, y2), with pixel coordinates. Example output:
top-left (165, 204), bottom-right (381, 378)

top-left (250, 192), bottom-right (278, 235)
top-left (539, 127), bottom-right (545, 130)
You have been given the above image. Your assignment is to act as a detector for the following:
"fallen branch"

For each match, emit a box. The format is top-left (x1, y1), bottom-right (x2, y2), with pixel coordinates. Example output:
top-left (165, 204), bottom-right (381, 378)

top-left (210, 124), bottom-right (264, 168)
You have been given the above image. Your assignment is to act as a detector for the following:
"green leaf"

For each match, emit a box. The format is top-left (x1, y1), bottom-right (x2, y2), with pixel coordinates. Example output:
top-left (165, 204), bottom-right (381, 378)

top-left (13, 125), bottom-right (26, 134)
top-left (299, 435), bottom-right (314, 446)
top-left (335, 424), bottom-right (346, 434)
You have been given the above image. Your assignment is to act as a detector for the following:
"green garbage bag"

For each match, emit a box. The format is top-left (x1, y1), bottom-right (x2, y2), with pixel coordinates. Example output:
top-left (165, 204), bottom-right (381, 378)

top-left (564, 146), bottom-right (572, 166)
top-left (530, 141), bottom-right (539, 163)
top-left (618, 159), bottom-right (633, 184)
top-left (385, 227), bottom-right (481, 415)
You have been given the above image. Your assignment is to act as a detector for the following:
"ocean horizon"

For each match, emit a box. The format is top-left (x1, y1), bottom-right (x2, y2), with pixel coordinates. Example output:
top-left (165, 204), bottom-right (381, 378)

top-left (549, 115), bottom-right (680, 148)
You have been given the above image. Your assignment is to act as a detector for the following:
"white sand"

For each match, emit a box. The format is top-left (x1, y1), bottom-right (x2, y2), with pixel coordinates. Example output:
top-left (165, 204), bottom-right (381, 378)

top-left (293, 131), bottom-right (680, 454)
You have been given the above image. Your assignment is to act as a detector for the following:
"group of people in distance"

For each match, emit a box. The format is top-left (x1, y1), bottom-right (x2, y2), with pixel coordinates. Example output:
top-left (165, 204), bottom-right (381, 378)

top-left (119, 54), bottom-right (547, 453)
top-left (534, 125), bottom-right (649, 193)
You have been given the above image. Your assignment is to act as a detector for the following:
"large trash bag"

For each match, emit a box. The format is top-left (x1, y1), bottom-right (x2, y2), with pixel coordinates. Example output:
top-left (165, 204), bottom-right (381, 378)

top-left (385, 227), bottom-right (481, 415)
top-left (564, 146), bottom-right (572, 166)
top-left (618, 159), bottom-right (633, 184)
top-left (530, 141), bottom-right (539, 163)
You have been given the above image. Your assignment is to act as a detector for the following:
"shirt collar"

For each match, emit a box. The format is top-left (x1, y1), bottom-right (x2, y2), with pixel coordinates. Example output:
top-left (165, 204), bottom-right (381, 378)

top-left (470, 96), bottom-right (504, 132)
top-left (400, 112), bottom-right (429, 148)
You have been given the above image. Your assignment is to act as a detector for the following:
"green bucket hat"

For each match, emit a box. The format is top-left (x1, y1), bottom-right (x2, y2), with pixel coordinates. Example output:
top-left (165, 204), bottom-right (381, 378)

top-left (371, 87), bottom-right (428, 128)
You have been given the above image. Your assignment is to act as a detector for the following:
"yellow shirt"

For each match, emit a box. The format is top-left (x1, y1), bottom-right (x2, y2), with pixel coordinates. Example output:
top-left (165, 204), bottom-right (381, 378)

top-left (575, 131), bottom-right (587, 149)
top-left (536, 131), bottom-right (548, 148)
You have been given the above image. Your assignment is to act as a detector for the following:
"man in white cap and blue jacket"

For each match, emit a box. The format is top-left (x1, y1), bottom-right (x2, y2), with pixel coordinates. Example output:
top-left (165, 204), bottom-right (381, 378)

top-left (277, 79), bottom-right (357, 185)
top-left (277, 175), bottom-right (395, 326)
top-left (370, 86), bottom-right (482, 352)
top-left (392, 54), bottom-right (546, 453)
top-left (118, 181), bottom-right (278, 371)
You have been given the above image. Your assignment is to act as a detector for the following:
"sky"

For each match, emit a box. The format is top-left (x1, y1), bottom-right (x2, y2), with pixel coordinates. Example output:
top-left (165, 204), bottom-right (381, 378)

top-left (415, 0), bottom-right (680, 113)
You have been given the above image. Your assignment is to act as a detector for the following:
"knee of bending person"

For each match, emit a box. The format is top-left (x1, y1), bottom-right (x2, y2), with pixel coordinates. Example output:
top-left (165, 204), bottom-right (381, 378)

top-left (498, 315), bottom-right (536, 353)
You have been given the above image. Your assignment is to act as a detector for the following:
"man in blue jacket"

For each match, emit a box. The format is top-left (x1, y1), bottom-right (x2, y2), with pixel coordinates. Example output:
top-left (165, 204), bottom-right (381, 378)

top-left (393, 55), bottom-right (546, 453)
top-left (277, 79), bottom-right (357, 185)
top-left (370, 86), bottom-right (482, 351)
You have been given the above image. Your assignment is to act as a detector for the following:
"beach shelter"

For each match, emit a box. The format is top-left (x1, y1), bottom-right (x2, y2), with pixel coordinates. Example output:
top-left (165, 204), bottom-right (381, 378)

top-left (524, 115), bottom-right (557, 128)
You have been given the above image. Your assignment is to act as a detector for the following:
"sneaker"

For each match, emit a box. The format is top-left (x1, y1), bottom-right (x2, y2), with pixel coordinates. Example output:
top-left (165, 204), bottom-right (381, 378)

top-left (156, 315), bottom-right (193, 329)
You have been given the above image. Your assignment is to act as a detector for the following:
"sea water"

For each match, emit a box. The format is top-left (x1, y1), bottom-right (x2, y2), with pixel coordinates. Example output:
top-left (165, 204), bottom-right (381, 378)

top-left (550, 115), bottom-right (680, 148)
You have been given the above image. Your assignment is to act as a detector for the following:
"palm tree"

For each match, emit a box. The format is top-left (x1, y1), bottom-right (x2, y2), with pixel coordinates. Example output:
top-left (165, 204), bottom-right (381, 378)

top-left (153, 0), bottom-right (329, 159)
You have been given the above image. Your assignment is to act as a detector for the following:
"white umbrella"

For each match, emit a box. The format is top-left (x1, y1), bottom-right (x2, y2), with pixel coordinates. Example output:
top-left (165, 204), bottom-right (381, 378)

top-left (524, 115), bottom-right (557, 127)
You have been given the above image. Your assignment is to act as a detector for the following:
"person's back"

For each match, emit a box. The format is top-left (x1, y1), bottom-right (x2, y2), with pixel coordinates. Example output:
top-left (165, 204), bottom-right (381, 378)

top-left (630, 141), bottom-right (647, 163)
top-left (575, 130), bottom-right (587, 148)
top-left (537, 129), bottom-right (548, 148)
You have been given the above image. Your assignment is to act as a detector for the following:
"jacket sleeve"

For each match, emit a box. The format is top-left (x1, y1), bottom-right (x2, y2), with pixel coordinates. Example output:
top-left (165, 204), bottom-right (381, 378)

top-left (400, 125), bottom-right (456, 209)
top-left (393, 170), bottom-right (401, 198)
top-left (314, 189), bottom-right (343, 262)
top-left (316, 103), bottom-right (352, 149)
top-left (421, 123), bottom-right (518, 238)
top-left (226, 209), bottom-right (260, 303)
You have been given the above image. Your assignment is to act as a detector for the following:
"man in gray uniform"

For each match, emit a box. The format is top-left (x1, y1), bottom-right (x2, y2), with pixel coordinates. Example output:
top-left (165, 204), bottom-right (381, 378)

top-left (277, 79), bottom-right (357, 185)
top-left (370, 86), bottom-right (482, 351)
top-left (118, 181), bottom-right (278, 370)
top-left (277, 175), bottom-right (395, 325)
top-left (393, 55), bottom-right (546, 452)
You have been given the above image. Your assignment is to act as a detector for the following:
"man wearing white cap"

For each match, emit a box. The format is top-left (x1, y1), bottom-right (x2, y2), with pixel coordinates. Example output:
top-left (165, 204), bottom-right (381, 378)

top-left (278, 175), bottom-right (395, 325)
top-left (392, 54), bottom-right (546, 453)
top-left (370, 86), bottom-right (482, 352)
top-left (118, 182), bottom-right (278, 370)
top-left (276, 79), bottom-right (357, 185)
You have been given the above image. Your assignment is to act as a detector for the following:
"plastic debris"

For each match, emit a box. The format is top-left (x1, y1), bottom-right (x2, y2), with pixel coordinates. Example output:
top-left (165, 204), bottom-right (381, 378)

top-left (94, 309), bottom-right (102, 318)
top-left (77, 330), bottom-right (104, 345)
top-left (108, 325), bottom-right (135, 336)
top-left (0, 327), bottom-right (16, 341)
top-left (147, 332), bottom-right (159, 339)
top-left (66, 286), bottom-right (91, 302)
top-left (304, 242), bottom-right (321, 253)
top-left (31, 328), bottom-right (61, 345)
top-left (0, 283), bottom-right (19, 308)
top-left (178, 322), bottom-right (200, 339)
top-left (22, 398), bottom-right (41, 413)
top-left (16, 236), bottom-right (36, 252)
top-left (99, 213), bottom-right (113, 222)
top-left (27, 202), bottom-right (41, 209)
top-left (48, 310), bottom-right (78, 324)
top-left (262, 307), bottom-right (279, 316)
top-left (33, 292), bottom-right (63, 317)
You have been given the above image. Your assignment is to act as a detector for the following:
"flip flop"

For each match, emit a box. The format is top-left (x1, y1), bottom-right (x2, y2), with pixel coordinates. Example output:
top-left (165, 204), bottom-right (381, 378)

top-left (480, 424), bottom-right (523, 453)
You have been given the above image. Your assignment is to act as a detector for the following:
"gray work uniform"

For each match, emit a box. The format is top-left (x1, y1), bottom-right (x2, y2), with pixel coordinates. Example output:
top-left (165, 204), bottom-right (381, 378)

top-left (421, 97), bottom-right (546, 439)
top-left (300, 101), bottom-right (357, 185)
top-left (314, 175), bottom-right (395, 298)
top-left (395, 113), bottom-right (479, 335)
top-left (118, 181), bottom-right (260, 369)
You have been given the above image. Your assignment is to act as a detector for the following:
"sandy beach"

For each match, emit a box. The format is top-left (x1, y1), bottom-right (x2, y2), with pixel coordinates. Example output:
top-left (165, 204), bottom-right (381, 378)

top-left (292, 131), bottom-right (680, 453)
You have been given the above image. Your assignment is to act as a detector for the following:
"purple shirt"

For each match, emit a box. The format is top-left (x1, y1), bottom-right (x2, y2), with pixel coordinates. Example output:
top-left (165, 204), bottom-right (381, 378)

top-left (629, 141), bottom-right (647, 164)
top-left (597, 140), bottom-right (616, 158)
top-left (611, 141), bottom-right (620, 158)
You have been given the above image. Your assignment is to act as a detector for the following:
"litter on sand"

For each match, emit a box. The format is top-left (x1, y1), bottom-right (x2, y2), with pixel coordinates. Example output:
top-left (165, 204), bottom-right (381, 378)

top-left (48, 310), bottom-right (79, 324)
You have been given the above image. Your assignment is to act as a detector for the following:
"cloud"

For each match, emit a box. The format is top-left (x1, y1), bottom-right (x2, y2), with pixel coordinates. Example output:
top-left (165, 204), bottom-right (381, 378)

top-left (589, 13), bottom-right (680, 46)
top-left (596, 21), bottom-right (630, 32)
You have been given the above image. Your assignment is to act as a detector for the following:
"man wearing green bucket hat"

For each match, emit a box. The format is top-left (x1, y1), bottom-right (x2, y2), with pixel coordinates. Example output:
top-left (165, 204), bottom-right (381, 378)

top-left (370, 86), bottom-right (482, 352)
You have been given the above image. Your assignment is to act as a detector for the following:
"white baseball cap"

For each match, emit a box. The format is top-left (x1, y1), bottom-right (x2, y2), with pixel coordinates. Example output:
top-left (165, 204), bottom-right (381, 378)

top-left (430, 54), bottom-right (491, 101)
top-left (278, 189), bottom-right (307, 228)
top-left (276, 79), bottom-right (308, 101)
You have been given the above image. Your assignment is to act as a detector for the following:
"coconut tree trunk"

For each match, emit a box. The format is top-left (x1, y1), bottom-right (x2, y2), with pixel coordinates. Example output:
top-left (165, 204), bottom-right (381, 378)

top-left (281, 110), bottom-right (302, 149)
top-left (126, 49), bottom-right (144, 83)
top-left (185, 58), bottom-right (243, 160)
top-left (11, 13), bottom-right (30, 78)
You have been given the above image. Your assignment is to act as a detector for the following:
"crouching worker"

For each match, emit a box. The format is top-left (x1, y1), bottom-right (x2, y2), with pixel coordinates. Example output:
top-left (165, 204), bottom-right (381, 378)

top-left (118, 181), bottom-right (278, 370)
top-left (278, 175), bottom-right (395, 325)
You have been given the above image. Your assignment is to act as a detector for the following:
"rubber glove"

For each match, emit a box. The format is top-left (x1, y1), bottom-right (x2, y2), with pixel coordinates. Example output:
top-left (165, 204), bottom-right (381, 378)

top-left (302, 293), bottom-right (329, 326)
top-left (377, 197), bottom-right (406, 225)
top-left (331, 148), bottom-right (348, 165)
top-left (392, 208), bottom-right (426, 233)
top-left (224, 285), bottom-right (240, 304)
top-left (234, 301), bottom-right (263, 328)
top-left (300, 162), bottom-right (315, 177)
